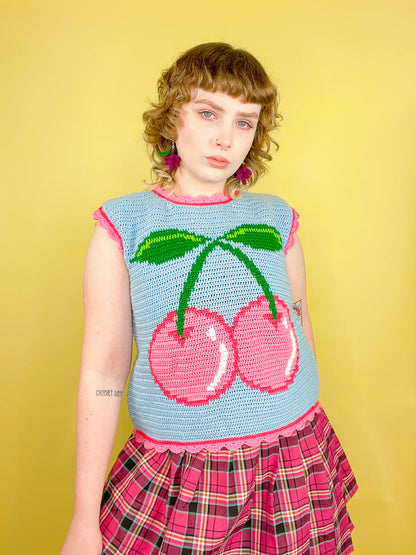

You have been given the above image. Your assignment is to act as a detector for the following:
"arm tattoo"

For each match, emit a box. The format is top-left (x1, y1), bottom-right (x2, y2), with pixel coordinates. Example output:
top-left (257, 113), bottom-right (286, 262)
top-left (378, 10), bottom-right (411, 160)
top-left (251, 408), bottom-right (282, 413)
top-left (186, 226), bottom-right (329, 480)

top-left (293, 299), bottom-right (303, 325)
top-left (96, 389), bottom-right (123, 397)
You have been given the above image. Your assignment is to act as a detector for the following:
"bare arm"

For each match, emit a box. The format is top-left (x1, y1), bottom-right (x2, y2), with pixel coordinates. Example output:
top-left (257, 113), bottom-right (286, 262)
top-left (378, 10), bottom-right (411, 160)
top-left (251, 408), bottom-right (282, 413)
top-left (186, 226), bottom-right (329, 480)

top-left (61, 224), bottom-right (132, 553)
top-left (285, 233), bottom-right (316, 358)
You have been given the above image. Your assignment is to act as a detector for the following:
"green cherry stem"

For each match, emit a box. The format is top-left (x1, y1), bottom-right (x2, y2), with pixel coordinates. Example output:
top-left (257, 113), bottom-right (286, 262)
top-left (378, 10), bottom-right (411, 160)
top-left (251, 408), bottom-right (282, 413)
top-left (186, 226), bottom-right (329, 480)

top-left (176, 239), bottom-right (278, 337)
top-left (177, 240), bottom-right (219, 337)
top-left (218, 242), bottom-right (278, 320)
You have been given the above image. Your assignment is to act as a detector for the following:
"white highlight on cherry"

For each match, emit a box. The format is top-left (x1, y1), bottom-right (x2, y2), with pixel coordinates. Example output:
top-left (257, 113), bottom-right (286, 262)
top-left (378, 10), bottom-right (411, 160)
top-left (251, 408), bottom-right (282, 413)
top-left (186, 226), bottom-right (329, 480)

top-left (206, 326), bottom-right (229, 391)
top-left (282, 317), bottom-right (297, 376)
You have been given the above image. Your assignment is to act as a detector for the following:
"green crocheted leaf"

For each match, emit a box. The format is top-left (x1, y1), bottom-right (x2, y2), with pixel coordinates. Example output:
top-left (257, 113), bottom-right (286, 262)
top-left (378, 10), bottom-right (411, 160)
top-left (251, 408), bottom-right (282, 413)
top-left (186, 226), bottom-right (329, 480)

top-left (130, 229), bottom-right (210, 264)
top-left (222, 225), bottom-right (282, 251)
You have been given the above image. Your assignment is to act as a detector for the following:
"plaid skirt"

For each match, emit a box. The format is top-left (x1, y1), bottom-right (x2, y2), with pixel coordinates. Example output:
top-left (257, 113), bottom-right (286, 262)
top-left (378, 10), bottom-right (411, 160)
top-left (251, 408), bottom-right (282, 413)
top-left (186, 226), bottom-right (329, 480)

top-left (99, 407), bottom-right (357, 554)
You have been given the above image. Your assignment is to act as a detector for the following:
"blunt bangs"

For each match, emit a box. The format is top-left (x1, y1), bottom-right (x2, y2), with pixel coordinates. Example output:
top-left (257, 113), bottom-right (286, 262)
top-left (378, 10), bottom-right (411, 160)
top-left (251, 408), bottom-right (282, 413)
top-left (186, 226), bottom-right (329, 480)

top-left (166, 43), bottom-right (276, 107)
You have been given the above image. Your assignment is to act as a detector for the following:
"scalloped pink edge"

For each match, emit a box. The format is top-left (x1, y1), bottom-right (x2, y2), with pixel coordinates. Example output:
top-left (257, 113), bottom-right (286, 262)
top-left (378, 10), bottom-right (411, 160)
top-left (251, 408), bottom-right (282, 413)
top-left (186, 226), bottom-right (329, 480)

top-left (93, 207), bottom-right (124, 253)
top-left (151, 184), bottom-right (233, 205)
top-left (284, 208), bottom-right (300, 255)
top-left (133, 401), bottom-right (322, 453)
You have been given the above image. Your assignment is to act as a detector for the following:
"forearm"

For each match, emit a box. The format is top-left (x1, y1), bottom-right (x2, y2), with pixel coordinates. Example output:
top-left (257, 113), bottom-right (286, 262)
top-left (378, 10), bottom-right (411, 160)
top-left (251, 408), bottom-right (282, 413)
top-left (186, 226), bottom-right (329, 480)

top-left (73, 368), bottom-right (128, 524)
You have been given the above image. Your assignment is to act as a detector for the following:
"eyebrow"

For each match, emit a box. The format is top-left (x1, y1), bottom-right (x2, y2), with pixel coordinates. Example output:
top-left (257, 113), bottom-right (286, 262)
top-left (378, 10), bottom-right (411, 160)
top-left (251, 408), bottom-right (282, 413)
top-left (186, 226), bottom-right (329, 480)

top-left (193, 98), bottom-right (259, 119)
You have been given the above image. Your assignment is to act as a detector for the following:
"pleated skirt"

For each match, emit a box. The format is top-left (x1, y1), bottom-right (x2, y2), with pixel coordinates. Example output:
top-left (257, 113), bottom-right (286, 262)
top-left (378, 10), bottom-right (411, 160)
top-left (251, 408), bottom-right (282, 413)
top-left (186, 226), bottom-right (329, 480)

top-left (99, 407), bottom-right (358, 554)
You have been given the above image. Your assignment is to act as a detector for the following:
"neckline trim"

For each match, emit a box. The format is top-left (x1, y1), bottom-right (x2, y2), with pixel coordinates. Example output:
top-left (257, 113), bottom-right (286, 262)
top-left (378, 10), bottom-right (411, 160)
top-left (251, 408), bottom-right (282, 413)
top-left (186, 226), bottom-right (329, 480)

top-left (151, 184), bottom-right (234, 206)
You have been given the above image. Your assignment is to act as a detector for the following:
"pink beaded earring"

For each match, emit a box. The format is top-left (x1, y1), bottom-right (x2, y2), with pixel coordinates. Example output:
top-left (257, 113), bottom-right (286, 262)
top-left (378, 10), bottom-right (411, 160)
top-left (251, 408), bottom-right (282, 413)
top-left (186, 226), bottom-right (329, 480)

top-left (158, 140), bottom-right (181, 172)
top-left (236, 165), bottom-right (252, 185)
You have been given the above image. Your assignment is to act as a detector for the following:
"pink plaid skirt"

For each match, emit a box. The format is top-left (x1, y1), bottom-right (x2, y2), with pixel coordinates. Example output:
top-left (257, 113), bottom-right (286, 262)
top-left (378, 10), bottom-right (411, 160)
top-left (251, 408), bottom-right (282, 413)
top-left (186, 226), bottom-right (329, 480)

top-left (99, 407), bottom-right (357, 554)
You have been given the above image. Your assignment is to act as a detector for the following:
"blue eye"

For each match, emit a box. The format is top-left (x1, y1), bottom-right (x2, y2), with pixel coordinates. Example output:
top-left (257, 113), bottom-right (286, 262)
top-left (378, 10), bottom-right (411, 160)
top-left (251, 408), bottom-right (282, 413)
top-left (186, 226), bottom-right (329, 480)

top-left (238, 120), bottom-right (252, 129)
top-left (201, 111), bottom-right (215, 119)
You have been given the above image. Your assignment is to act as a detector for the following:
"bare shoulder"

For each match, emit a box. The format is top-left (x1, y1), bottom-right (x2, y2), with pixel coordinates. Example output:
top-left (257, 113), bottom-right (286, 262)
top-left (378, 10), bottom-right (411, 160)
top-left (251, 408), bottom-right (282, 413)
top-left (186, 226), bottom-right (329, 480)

top-left (85, 224), bottom-right (127, 278)
top-left (83, 224), bottom-right (131, 313)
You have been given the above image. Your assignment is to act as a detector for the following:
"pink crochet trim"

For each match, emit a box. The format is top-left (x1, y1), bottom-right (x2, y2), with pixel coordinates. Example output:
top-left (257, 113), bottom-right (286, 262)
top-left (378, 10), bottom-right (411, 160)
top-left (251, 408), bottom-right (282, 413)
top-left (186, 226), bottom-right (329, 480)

top-left (284, 208), bottom-right (300, 254)
top-left (133, 401), bottom-right (322, 454)
top-left (93, 207), bottom-right (124, 253)
top-left (152, 184), bottom-right (233, 206)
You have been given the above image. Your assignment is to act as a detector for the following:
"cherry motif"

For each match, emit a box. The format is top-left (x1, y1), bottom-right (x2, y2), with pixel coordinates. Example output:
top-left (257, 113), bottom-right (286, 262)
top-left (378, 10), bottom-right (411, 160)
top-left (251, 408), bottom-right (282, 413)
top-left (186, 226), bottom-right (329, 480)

top-left (149, 307), bottom-right (237, 406)
top-left (232, 295), bottom-right (299, 393)
top-left (131, 224), bottom-right (295, 404)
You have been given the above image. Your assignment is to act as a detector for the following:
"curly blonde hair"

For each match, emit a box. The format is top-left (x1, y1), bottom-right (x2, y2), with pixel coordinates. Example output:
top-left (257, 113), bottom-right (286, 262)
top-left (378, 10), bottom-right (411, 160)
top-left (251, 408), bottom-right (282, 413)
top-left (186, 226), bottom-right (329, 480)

top-left (142, 42), bottom-right (283, 198)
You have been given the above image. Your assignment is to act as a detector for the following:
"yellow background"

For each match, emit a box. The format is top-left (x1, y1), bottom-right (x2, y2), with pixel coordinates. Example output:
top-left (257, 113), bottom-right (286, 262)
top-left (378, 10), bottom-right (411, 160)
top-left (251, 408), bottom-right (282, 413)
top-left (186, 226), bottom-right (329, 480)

top-left (1, 1), bottom-right (415, 553)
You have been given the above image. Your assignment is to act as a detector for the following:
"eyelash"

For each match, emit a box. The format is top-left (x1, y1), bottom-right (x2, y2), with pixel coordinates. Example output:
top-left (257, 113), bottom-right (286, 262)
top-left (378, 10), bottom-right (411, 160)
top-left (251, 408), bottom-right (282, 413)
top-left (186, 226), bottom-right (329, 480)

top-left (238, 120), bottom-right (252, 129)
top-left (199, 110), bottom-right (253, 129)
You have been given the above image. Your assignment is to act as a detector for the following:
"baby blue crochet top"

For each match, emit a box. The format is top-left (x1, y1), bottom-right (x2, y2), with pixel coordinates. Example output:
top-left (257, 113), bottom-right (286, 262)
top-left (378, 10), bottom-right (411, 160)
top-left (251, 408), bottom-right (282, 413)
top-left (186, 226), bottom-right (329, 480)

top-left (94, 186), bottom-right (320, 453)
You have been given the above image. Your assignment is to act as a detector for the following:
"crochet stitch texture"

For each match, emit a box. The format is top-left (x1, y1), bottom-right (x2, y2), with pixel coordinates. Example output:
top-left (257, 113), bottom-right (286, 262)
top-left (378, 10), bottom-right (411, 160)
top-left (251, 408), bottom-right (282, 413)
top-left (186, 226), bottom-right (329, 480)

top-left (94, 188), bottom-right (319, 453)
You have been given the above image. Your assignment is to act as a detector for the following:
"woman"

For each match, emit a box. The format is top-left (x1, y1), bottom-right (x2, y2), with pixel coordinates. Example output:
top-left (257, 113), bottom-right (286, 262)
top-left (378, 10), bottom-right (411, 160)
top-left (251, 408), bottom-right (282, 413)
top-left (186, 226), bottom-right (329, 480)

top-left (61, 42), bottom-right (357, 554)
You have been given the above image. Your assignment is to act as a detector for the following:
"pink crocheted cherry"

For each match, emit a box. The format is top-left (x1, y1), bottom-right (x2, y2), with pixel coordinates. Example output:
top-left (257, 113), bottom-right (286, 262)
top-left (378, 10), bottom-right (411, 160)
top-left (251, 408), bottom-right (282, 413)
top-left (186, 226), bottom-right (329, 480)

top-left (232, 295), bottom-right (299, 393)
top-left (149, 307), bottom-right (237, 406)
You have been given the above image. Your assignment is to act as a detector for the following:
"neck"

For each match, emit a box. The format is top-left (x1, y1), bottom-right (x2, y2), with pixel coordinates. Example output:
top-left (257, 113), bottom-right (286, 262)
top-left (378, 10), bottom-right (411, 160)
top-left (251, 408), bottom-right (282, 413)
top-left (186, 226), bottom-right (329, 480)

top-left (171, 175), bottom-right (226, 198)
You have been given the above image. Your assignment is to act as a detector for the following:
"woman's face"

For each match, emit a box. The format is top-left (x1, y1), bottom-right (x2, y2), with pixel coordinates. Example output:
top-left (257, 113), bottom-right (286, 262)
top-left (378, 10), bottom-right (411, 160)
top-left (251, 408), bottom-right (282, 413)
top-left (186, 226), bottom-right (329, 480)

top-left (173, 89), bottom-right (261, 192)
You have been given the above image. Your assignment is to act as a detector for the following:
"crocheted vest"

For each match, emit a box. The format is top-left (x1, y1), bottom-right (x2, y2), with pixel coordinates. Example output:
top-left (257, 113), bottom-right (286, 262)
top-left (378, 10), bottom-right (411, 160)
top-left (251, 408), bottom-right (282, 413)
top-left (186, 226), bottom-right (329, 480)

top-left (94, 185), bottom-right (320, 453)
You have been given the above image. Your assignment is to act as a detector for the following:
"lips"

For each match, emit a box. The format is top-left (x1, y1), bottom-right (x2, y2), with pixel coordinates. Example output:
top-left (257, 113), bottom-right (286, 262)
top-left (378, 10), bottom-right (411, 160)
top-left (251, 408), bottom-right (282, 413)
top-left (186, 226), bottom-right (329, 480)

top-left (206, 156), bottom-right (230, 169)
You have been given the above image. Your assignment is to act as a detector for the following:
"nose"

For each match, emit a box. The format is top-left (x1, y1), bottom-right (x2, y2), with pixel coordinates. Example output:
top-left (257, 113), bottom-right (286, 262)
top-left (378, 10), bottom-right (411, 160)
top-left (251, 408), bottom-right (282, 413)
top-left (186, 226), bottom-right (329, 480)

top-left (216, 122), bottom-right (233, 151)
top-left (216, 137), bottom-right (231, 151)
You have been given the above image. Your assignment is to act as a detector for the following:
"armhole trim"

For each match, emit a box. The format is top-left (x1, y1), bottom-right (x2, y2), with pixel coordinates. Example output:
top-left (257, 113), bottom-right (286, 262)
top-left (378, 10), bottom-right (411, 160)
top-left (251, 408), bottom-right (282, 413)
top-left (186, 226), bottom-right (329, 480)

top-left (284, 208), bottom-right (300, 255)
top-left (93, 206), bottom-right (124, 254)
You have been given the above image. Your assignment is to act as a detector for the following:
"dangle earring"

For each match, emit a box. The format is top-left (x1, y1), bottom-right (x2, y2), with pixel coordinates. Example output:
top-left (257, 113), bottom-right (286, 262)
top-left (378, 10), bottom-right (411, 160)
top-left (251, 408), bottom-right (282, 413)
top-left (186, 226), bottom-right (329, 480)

top-left (235, 164), bottom-right (252, 185)
top-left (158, 140), bottom-right (181, 173)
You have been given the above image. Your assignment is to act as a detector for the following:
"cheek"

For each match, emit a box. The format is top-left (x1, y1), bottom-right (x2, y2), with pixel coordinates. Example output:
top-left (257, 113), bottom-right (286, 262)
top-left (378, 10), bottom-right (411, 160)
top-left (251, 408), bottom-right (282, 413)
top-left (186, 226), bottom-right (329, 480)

top-left (177, 121), bottom-right (202, 148)
top-left (239, 132), bottom-right (256, 158)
